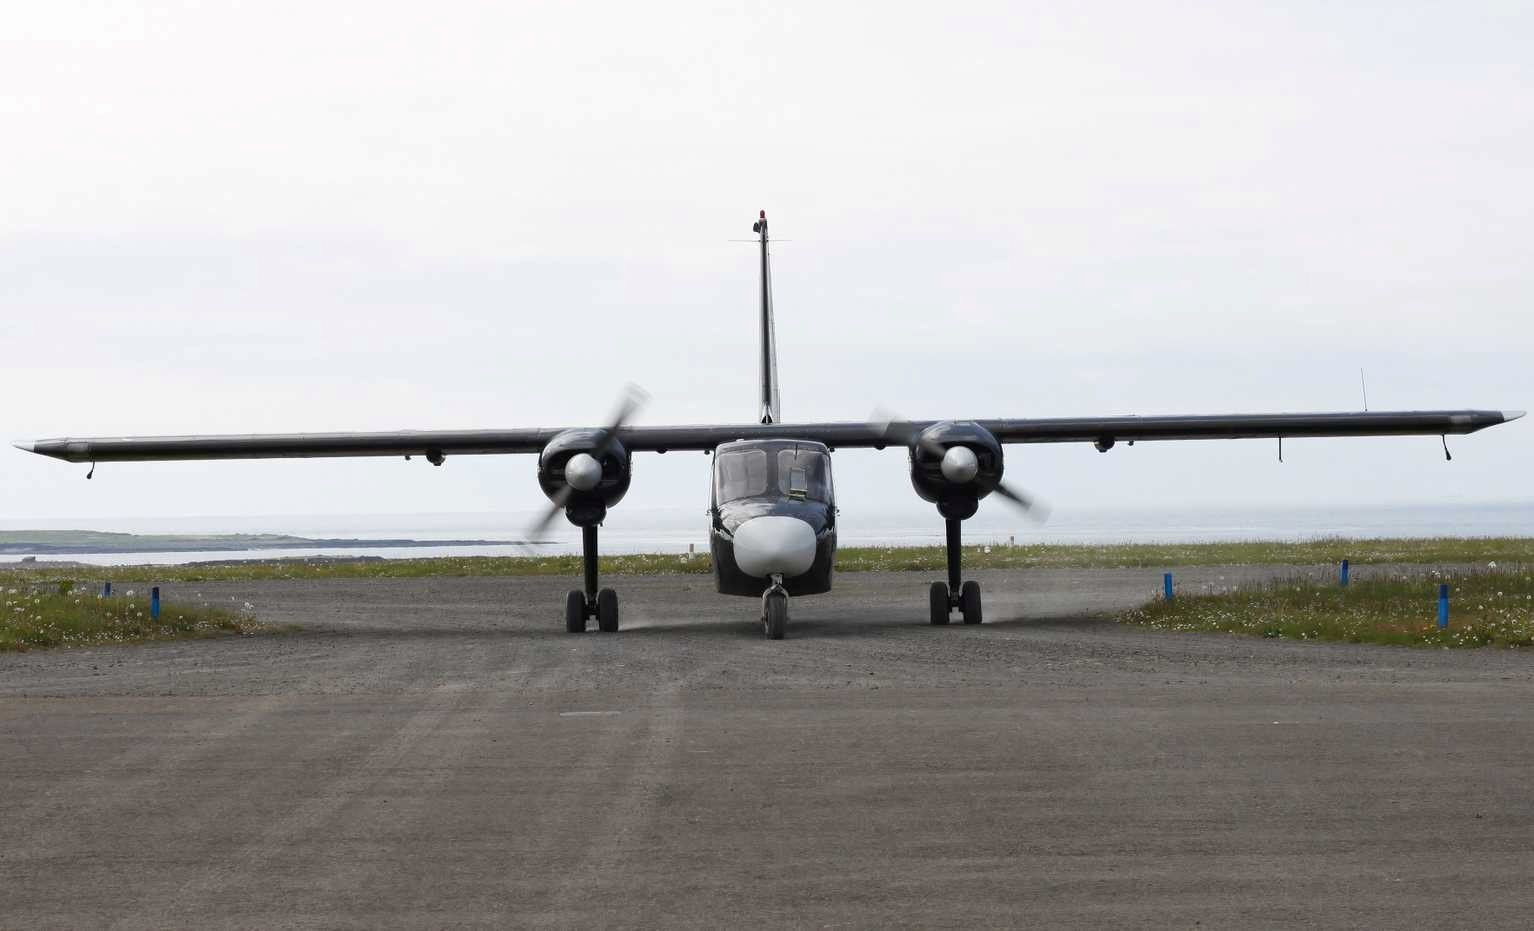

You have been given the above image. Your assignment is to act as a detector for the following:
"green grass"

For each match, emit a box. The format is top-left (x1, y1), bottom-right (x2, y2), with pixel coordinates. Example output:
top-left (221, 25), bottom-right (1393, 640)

top-left (1, 537), bottom-right (1529, 584)
top-left (0, 582), bottom-right (264, 652)
top-left (838, 537), bottom-right (1534, 572)
top-left (1122, 568), bottom-right (1534, 647)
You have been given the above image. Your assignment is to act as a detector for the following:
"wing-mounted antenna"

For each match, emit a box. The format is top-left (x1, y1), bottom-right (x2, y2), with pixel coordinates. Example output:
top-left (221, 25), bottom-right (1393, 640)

top-left (753, 210), bottom-right (781, 424)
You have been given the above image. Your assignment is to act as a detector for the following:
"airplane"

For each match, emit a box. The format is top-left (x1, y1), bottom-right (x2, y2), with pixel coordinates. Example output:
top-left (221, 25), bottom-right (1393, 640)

top-left (15, 211), bottom-right (1524, 639)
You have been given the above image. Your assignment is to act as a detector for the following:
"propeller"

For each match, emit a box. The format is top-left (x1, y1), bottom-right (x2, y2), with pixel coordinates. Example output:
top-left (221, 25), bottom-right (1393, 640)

top-left (870, 407), bottom-right (1051, 523)
top-left (525, 384), bottom-right (649, 542)
top-left (991, 480), bottom-right (1050, 521)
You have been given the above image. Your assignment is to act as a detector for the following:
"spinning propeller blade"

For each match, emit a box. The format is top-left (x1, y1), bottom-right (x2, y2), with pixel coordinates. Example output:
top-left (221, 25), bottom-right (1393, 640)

top-left (526, 487), bottom-right (574, 543)
top-left (868, 407), bottom-right (945, 459)
top-left (991, 480), bottom-right (1051, 523)
top-left (525, 385), bottom-right (649, 542)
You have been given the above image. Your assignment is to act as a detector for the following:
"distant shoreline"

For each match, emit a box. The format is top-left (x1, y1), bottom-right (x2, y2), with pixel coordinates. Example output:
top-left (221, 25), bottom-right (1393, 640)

top-left (0, 530), bottom-right (522, 556)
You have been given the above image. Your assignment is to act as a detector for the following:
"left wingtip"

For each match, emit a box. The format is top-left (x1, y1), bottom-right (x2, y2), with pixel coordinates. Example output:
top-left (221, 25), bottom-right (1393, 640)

top-left (12, 441), bottom-right (34, 453)
top-left (1505, 410), bottom-right (1526, 422)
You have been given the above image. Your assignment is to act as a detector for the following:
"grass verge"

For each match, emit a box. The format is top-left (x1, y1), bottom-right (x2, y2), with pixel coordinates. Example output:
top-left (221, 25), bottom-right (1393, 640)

top-left (0, 537), bottom-right (1529, 583)
top-left (0, 582), bottom-right (263, 652)
top-left (1121, 568), bottom-right (1534, 647)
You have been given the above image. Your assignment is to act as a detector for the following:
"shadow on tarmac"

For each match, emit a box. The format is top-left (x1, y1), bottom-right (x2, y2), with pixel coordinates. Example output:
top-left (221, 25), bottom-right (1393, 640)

top-left (295, 611), bottom-right (1109, 643)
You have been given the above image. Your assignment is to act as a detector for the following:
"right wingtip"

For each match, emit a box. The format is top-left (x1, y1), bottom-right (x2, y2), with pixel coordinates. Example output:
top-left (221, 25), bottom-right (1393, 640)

top-left (12, 441), bottom-right (34, 453)
top-left (1505, 410), bottom-right (1526, 422)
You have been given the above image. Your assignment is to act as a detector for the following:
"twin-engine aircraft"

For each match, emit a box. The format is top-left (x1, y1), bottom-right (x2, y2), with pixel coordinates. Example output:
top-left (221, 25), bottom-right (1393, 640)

top-left (17, 212), bottom-right (1523, 638)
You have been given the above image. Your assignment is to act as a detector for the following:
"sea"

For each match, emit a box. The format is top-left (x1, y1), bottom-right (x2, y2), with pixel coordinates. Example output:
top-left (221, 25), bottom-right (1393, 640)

top-left (1, 501), bottom-right (1530, 567)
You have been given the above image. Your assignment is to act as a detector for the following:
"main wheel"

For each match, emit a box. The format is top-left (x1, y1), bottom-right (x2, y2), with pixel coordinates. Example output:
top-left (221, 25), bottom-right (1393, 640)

top-left (564, 590), bottom-right (587, 633)
top-left (596, 588), bottom-right (620, 632)
top-left (960, 580), bottom-right (983, 625)
top-left (929, 582), bottom-right (950, 625)
top-left (764, 591), bottom-right (788, 640)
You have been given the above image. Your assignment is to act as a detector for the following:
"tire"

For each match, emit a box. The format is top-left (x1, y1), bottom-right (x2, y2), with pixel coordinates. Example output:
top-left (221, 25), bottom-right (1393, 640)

top-left (929, 582), bottom-right (950, 625)
top-left (596, 588), bottom-right (620, 632)
top-left (564, 590), bottom-right (587, 633)
top-left (764, 592), bottom-right (788, 640)
top-left (960, 580), bottom-right (982, 625)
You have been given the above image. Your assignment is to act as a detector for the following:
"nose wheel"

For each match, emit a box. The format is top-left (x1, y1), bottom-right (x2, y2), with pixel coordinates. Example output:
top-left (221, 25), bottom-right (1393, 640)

top-left (565, 525), bottom-right (621, 633)
top-left (761, 575), bottom-right (788, 639)
top-left (929, 519), bottom-right (984, 625)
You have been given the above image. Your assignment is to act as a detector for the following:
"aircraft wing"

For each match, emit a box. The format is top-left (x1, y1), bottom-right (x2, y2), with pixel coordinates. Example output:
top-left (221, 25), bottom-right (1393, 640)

top-left (15, 410), bottom-right (1522, 462)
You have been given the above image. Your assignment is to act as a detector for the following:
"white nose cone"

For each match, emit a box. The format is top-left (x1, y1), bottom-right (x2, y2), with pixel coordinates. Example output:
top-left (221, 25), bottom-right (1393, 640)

top-left (564, 452), bottom-right (602, 491)
top-left (732, 516), bottom-right (818, 579)
top-left (940, 445), bottom-right (979, 483)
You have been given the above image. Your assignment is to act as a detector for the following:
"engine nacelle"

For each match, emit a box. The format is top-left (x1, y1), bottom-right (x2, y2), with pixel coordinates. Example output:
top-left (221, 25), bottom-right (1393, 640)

top-left (908, 420), bottom-right (1004, 520)
top-left (537, 428), bottom-right (632, 526)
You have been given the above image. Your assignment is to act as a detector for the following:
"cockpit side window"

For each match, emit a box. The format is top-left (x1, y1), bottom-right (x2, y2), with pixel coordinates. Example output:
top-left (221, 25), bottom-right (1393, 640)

top-left (715, 449), bottom-right (770, 502)
top-left (777, 449), bottom-right (832, 503)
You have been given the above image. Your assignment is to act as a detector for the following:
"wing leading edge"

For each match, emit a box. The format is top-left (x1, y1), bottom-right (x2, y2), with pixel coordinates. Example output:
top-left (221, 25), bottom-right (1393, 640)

top-left (16, 410), bottom-right (1522, 463)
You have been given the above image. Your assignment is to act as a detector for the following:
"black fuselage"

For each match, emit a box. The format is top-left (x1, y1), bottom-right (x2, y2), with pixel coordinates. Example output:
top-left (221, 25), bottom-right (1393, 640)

top-left (709, 439), bottom-right (837, 596)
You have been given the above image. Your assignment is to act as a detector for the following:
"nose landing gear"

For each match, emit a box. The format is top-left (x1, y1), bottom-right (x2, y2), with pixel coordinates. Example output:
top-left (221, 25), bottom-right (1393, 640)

top-left (929, 518), bottom-right (983, 625)
top-left (565, 524), bottom-right (620, 633)
top-left (761, 574), bottom-right (788, 639)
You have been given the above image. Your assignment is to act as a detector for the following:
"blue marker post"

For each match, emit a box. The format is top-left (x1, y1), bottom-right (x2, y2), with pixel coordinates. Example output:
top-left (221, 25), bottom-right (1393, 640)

top-left (150, 586), bottom-right (161, 621)
top-left (1163, 572), bottom-right (1174, 601)
top-left (1437, 584), bottom-right (1449, 629)
top-left (103, 581), bottom-right (112, 597)
top-left (1340, 559), bottom-right (1350, 587)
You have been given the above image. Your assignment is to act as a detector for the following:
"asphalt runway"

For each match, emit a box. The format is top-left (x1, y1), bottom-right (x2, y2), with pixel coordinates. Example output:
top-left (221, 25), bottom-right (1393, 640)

top-left (3, 566), bottom-right (1533, 928)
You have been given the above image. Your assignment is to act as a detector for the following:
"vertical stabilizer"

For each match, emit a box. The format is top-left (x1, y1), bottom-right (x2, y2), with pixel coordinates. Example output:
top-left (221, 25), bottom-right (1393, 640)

top-left (753, 210), bottom-right (781, 424)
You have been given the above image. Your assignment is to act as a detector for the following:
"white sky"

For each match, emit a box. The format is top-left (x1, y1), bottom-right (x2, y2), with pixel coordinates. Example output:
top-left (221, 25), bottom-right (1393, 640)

top-left (3, 0), bottom-right (1530, 526)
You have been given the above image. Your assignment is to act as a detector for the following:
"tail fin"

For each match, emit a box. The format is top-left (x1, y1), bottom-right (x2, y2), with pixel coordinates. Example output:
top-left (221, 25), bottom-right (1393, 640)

top-left (753, 210), bottom-right (781, 424)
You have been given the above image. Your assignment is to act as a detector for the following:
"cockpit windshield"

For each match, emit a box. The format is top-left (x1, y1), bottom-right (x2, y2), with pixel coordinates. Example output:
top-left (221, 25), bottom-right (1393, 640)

top-left (714, 449), bottom-right (770, 501)
top-left (777, 448), bottom-right (832, 502)
top-left (714, 445), bottom-right (833, 504)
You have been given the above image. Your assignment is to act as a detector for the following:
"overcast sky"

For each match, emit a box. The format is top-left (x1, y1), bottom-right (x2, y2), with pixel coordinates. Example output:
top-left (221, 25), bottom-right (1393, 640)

top-left (3, 0), bottom-right (1529, 528)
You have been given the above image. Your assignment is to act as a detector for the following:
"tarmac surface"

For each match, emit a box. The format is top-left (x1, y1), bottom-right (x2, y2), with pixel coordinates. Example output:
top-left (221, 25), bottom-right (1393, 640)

top-left (3, 565), bottom-right (1533, 928)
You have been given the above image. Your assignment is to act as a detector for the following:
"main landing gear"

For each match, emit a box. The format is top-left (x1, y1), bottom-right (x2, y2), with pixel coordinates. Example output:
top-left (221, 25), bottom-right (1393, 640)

top-left (761, 574), bottom-right (788, 640)
top-left (929, 518), bottom-right (982, 626)
top-left (565, 524), bottom-right (620, 633)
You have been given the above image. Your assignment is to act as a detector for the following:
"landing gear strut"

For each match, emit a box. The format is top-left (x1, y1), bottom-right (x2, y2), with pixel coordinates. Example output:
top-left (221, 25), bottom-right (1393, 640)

top-left (761, 574), bottom-right (788, 640)
top-left (929, 518), bottom-right (982, 626)
top-left (565, 524), bottom-right (619, 633)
